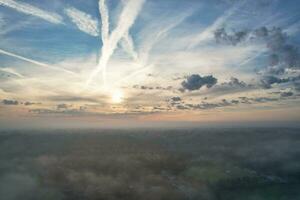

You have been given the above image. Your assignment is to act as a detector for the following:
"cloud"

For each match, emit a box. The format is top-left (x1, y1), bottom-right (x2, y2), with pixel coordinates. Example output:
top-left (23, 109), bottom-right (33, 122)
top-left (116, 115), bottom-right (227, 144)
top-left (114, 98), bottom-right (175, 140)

top-left (0, 0), bottom-right (63, 24)
top-left (2, 99), bottom-right (41, 106)
top-left (0, 13), bottom-right (4, 29)
top-left (181, 74), bottom-right (217, 91)
top-left (30, 107), bottom-right (85, 115)
top-left (221, 77), bottom-right (248, 88)
top-left (188, 0), bottom-right (245, 48)
top-left (280, 91), bottom-right (294, 97)
top-left (120, 32), bottom-right (138, 61)
top-left (196, 77), bottom-right (255, 96)
top-left (56, 104), bottom-right (69, 110)
top-left (133, 85), bottom-right (173, 91)
top-left (2, 99), bottom-right (18, 105)
top-left (260, 75), bottom-right (300, 89)
top-left (262, 27), bottom-right (300, 71)
top-left (0, 68), bottom-right (24, 78)
top-left (47, 95), bottom-right (101, 103)
top-left (172, 99), bottom-right (238, 110)
top-left (295, 82), bottom-right (300, 91)
top-left (171, 92), bottom-right (296, 111)
top-left (186, 99), bottom-right (235, 110)
top-left (215, 26), bottom-right (300, 74)
top-left (214, 28), bottom-right (249, 45)
top-left (170, 97), bottom-right (182, 102)
top-left (24, 101), bottom-right (39, 106)
top-left (65, 7), bottom-right (99, 37)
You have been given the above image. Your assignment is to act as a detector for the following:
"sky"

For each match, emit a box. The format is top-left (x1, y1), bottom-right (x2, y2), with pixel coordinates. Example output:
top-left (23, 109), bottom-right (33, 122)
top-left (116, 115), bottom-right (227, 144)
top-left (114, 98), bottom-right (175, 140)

top-left (0, 0), bottom-right (300, 128)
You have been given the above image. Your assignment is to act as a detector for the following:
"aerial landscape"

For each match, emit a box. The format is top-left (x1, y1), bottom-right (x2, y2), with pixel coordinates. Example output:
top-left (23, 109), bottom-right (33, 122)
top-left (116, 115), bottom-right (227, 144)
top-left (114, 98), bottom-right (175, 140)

top-left (0, 0), bottom-right (300, 199)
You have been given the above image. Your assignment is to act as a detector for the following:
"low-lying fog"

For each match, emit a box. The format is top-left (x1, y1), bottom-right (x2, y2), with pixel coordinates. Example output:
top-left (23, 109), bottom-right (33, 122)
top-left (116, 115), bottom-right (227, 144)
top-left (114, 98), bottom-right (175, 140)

top-left (0, 128), bottom-right (299, 200)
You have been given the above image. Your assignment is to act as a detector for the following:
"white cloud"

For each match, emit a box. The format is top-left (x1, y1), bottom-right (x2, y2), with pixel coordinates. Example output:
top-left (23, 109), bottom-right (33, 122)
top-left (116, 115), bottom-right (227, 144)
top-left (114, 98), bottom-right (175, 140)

top-left (0, 0), bottom-right (63, 24)
top-left (65, 7), bottom-right (99, 37)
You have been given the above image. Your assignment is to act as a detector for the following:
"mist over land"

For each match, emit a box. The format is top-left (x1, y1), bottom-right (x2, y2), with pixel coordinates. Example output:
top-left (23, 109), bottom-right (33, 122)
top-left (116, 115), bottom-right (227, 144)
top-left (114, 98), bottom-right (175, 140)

top-left (0, 128), bottom-right (299, 200)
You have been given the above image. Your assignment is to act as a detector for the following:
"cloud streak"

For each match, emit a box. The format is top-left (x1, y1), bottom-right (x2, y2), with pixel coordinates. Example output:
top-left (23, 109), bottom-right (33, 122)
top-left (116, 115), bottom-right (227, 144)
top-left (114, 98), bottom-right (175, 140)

top-left (0, 68), bottom-right (24, 78)
top-left (0, 0), bottom-right (63, 24)
top-left (65, 7), bottom-right (99, 36)
top-left (0, 49), bottom-right (76, 75)
top-left (188, 0), bottom-right (245, 48)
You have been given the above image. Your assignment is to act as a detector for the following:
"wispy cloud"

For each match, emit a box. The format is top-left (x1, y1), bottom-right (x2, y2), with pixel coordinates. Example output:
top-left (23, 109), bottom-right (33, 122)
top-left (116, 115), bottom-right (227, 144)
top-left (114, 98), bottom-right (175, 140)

top-left (0, 68), bottom-right (24, 78)
top-left (65, 7), bottom-right (99, 37)
top-left (188, 1), bottom-right (245, 49)
top-left (0, 13), bottom-right (4, 29)
top-left (0, 0), bottom-right (63, 24)
top-left (120, 32), bottom-right (138, 61)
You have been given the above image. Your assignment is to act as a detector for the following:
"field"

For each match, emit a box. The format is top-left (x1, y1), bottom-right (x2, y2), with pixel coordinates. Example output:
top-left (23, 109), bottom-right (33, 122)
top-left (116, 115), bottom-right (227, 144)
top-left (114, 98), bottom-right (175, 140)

top-left (0, 128), bottom-right (299, 200)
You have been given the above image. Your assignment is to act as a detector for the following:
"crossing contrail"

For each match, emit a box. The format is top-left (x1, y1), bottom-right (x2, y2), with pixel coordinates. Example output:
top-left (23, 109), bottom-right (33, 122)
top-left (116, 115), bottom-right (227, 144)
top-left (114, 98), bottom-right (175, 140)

top-left (86, 0), bottom-right (145, 87)
top-left (0, 49), bottom-right (77, 75)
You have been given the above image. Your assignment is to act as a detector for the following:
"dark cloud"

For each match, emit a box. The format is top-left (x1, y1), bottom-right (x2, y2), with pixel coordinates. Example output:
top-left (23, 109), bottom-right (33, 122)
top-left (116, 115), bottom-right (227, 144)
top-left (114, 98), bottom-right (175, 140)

top-left (280, 91), bottom-right (294, 97)
top-left (47, 95), bottom-right (101, 103)
top-left (294, 82), bottom-right (300, 91)
top-left (215, 26), bottom-right (300, 76)
top-left (194, 77), bottom-right (255, 96)
top-left (56, 104), bottom-right (69, 110)
top-left (170, 97), bottom-right (182, 102)
top-left (263, 27), bottom-right (299, 72)
top-left (252, 97), bottom-right (279, 103)
top-left (133, 85), bottom-right (173, 91)
top-left (30, 108), bottom-right (84, 115)
top-left (171, 94), bottom-right (291, 111)
top-left (214, 28), bottom-right (249, 45)
top-left (24, 102), bottom-right (40, 106)
top-left (260, 76), bottom-right (290, 89)
top-left (181, 74), bottom-right (217, 91)
top-left (238, 96), bottom-right (280, 103)
top-left (260, 75), bottom-right (300, 89)
top-left (222, 77), bottom-right (248, 88)
top-left (182, 99), bottom-right (234, 110)
top-left (168, 97), bottom-right (183, 107)
top-left (176, 104), bottom-right (189, 110)
top-left (2, 99), bottom-right (19, 105)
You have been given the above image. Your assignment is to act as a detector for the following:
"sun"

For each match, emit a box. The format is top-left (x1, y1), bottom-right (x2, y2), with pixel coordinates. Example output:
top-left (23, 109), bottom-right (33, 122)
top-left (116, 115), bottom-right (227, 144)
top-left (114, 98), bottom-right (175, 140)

top-left (111, 89), bottom-right (124, 104)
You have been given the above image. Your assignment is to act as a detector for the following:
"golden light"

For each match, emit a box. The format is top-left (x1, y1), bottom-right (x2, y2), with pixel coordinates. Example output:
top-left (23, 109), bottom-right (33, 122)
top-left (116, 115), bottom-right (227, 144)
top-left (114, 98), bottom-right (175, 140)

top-left (111, 89), bottom-right (124, 104)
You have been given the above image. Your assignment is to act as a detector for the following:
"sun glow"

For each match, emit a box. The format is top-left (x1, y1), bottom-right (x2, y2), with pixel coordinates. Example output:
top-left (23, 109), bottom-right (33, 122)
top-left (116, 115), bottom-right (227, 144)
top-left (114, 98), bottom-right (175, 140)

top-left (111, 89), bottom-right (124, 104)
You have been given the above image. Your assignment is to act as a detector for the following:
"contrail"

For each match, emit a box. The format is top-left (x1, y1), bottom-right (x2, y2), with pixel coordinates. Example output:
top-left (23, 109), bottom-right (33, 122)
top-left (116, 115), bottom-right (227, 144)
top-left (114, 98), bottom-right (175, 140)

top-left (0, 67), bottom-right (24, 78)
top-left (0, 49), bottom-right (76, 75)
top-left (111, 11), bottom-right (193, 87)
top-left (65, 7), bottom-right (99, 37)
top-left (0, 0), bottom-right (63, 24)
top-left (113, 64), bottom-right (153, 87)
top-left (99, 0), bottom-right (109, 43)
top-left (121, 32), bottom-right (138, 61)
top-left (86, 0), bottom-right (145, 87)
top-left (99, 0), bottom-right (137, 61)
